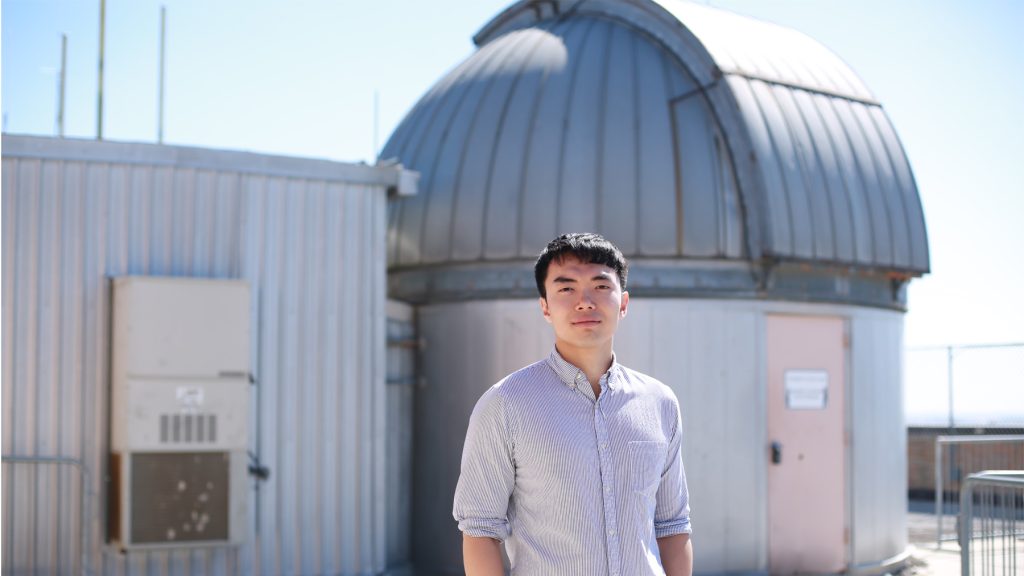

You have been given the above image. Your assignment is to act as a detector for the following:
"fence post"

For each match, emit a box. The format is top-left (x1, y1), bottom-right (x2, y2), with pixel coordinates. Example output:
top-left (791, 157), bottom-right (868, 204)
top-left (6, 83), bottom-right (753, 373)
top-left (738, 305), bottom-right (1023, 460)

top-left (959, 473), bottom-right (973, 575)
top-left (936, 437), bottom-right (944, 549)
top-left (958, 470), bottom-right (1024, 576)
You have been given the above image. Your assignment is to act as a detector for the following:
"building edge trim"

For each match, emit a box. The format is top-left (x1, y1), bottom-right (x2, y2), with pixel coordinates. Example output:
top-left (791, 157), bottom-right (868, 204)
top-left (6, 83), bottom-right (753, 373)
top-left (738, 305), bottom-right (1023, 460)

top-left (387, 259), bottom-right (909, 311)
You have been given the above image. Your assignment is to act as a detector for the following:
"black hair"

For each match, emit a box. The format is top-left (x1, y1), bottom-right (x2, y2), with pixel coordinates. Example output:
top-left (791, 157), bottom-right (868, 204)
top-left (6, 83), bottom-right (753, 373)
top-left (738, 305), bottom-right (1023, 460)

top-left (534, 233), bottom-right (628, 298)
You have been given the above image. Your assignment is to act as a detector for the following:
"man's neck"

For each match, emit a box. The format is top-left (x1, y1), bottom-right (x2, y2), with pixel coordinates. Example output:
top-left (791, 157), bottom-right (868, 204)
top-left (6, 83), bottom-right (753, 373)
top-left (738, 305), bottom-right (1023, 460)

top-left (555, 341), bottom-right (614, 394)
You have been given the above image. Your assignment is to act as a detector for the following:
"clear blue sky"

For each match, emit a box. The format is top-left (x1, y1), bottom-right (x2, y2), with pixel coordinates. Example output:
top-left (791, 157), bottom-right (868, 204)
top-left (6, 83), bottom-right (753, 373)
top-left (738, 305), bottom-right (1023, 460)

top-left (4, 0), bottom-right (1023, 421)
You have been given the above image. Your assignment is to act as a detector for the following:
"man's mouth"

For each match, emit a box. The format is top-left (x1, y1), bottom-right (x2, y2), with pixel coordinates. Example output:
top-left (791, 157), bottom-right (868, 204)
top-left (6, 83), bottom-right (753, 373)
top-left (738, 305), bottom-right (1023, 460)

top-left (572, 319), bottom-right (601, 326)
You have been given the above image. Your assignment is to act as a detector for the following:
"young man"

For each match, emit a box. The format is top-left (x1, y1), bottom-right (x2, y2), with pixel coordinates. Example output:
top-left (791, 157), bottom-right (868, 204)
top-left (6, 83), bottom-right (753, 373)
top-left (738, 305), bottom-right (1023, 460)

top-left (453, 233), bottom-right (693, 575)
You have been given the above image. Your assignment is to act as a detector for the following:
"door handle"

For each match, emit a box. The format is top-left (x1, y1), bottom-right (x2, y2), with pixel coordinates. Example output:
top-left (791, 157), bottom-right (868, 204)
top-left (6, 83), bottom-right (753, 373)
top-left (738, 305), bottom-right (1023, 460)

top-left (771, 441), bottom-right (782, 465)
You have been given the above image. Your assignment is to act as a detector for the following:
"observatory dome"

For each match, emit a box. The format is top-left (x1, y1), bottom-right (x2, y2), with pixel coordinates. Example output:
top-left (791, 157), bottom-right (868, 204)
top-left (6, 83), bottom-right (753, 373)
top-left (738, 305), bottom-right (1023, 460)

top-left (383, 0), bottom-right (929, 308)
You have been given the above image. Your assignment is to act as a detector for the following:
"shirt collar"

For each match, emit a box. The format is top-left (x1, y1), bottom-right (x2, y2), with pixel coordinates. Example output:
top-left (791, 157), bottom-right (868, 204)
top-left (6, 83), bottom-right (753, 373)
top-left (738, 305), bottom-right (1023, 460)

top-left (546, 347), bottom-right (620, 391)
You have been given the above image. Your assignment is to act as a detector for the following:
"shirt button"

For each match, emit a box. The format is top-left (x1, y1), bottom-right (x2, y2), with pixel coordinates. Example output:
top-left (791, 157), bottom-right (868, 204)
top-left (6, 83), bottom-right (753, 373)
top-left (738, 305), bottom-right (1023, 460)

top-left (600, 442), bottom-right (607, 450)
top-left (608, 529), bottom-right (615, 536)
top-left (605, 485), bottom-right (612, 493)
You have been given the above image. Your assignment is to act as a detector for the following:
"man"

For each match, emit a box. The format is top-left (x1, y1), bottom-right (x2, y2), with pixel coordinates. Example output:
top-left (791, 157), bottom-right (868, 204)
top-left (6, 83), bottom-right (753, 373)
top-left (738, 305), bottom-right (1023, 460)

top-left (453, 233), bottom-right (693, 576)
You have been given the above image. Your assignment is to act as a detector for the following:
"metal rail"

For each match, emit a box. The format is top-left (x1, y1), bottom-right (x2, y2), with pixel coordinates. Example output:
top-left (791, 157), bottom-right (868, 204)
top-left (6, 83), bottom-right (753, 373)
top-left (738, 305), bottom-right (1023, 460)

top-left (936, 435), bottom-right (1024, 548)
top-left (960, 471), bottom-right (1024, 576)
top-left (1, 455), bottom-right (93, 576)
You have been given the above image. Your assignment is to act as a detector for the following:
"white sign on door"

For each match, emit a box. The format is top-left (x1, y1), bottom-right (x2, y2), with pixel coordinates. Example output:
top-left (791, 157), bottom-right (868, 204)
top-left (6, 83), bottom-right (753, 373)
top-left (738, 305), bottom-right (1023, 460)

top-left (784, 370), bottom-right (828, 410)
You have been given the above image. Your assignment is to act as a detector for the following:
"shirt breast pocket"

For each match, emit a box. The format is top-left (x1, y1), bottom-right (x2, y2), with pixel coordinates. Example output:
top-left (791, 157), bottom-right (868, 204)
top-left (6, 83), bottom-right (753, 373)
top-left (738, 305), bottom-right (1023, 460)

top-left (627, 440), bottom-right (666, 496)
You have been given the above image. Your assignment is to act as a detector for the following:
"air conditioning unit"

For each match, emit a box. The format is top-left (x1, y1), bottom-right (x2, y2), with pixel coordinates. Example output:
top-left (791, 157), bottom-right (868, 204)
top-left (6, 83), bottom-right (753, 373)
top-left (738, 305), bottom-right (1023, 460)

top-left (108, 277), bottom-right (249, 550)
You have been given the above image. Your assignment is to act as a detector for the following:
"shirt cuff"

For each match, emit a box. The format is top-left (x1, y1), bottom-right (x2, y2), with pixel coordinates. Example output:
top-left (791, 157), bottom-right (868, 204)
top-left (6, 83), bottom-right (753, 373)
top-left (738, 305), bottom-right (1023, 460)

top-left (655, 517), bottom-right (692, 538)
top-left (458, 518), bottom-right (511, 541)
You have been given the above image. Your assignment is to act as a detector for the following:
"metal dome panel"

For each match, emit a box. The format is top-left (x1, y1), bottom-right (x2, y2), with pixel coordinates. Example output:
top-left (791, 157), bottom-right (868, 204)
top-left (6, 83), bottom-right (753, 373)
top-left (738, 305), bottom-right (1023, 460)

top-left (383, 0), bottom-right (929, 299)
top-left (383, 13), bottom-right (745, 267)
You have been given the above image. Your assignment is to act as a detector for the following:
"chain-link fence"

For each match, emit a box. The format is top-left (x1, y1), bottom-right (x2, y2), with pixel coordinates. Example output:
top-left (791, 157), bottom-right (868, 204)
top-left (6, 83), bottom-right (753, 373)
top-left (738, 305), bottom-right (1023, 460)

top-left (906, 343), bottom-right (1024, 516)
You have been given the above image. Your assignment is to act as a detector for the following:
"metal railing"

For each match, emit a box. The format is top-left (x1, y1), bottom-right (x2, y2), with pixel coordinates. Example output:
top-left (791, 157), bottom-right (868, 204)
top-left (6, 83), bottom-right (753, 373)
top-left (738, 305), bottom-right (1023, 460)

top-left (1, 455), bottom-right (93, 576)
top-left (960, 471), bottom-right (1024, 576)
top-left (936, 435), bottom-right (1024, 547)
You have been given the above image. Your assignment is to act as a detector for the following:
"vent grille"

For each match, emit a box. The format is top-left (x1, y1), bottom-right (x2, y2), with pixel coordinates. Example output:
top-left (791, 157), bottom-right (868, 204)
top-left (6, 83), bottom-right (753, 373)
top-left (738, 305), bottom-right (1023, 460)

top-left (160, 414), bottom-right (217, 443)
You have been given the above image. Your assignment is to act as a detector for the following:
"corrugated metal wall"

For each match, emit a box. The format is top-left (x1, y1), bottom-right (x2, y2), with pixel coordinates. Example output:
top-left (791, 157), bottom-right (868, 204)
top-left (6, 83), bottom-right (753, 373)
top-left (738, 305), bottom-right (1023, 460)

top-left (413, 298), bottom-right (905, 573)
top-left (2, 136), bottom-right (393, 576)
top-left (850, 311), bottom-right (907, 564)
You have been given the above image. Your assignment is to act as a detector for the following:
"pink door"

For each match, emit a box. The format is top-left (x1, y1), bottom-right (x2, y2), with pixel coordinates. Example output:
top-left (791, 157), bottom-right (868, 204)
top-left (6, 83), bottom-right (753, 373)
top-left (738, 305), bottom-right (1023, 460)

top-left (766, 315), bottom-right (847, 574)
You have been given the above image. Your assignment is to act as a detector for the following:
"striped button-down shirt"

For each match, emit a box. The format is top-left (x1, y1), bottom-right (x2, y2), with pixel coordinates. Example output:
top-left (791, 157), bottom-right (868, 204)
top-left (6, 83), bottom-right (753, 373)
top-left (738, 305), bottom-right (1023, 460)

top-left (453, 348), bottom-right (691, 575)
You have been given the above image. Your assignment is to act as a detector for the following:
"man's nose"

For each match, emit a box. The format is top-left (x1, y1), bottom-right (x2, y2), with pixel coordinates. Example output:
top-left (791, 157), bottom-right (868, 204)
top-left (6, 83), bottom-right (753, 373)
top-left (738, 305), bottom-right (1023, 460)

top-left (575, 290), bottom-right (596, 309)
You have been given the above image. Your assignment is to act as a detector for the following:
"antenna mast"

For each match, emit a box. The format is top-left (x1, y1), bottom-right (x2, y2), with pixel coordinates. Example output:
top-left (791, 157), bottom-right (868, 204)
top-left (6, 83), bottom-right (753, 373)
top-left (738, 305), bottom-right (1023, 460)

top-left (58, 34), bottom-right (67, 137)
top-left (158, 6), bottom-right (166, 143)
top-left (97, 0), bottom-right (106, 139)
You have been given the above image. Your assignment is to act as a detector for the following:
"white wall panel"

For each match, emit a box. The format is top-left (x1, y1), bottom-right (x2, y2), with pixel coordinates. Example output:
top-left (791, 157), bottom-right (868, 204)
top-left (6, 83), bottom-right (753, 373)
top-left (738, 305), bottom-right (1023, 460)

top-left (2, 136), bottom-right (395, 576)
top-left (618, 300), bottom-right (765, 572)
top-left (414, 297), bottom-right (906, 574)
top-left (850, 311), bottom-right (907, 564)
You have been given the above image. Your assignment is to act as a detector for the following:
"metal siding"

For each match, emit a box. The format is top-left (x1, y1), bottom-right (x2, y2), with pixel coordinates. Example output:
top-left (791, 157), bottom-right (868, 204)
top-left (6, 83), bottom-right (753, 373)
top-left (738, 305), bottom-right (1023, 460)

top-left (451, 29), bottom-right (537, 262)
top-left (374, 183), bottom-right (391, 570)
top-left (394, 40), bottom-right (495, 267)
top-left (831, 99), bottom-right (894, 267)
top-left (850, 311), bottom-right (907, 563)
top-left (482, 26), bottom-right (561, 260)
top-left (415, 299), bottom-right (775, 573)
top-left (790, 90), bottom-right (855, 263)
top-left (718, 133), bottom-right (746, 259)
top-left (599, 23), bottom-right (640, 254)
top-left (413, 301), bottom-right (553, 573)
top-left (558, 20), bottom-right (608, 237)
top-left (868, 107), bottom-right (929, 272)
top-left (338, 181), bottom-right (361, 574)
top-left (728, 76), bottom-right (792, 255)
top-left (384, 82), bottom-right (440, 265)
top-left (411, 297), bottom-right (908, 573)
top-left (423, 35), bottom-right (524, 264)
top-left (771, 86), bottom-right (836, 260)
top-left (385, 303), bottom-right (415, 568)
top-left (635, 302), bottom-right (765, 571)
top-left (518, 19), bottom-right (593, 256)
top-left (750, 80), bottom-right (816, 259)
top-left (661, 0), bottom-right (874, 102)
top-left (386, 1), bottom-right (928, 275)
top-left (673, 94), bottom-right (730, 257)
top-left (851, 104), bottom-right (913, 267)
top-left (635, 34), bottom-right (678, 256)
top-left (813, 94), bottom-right (875, 265)
top-left (2, 138), bottom-right (391, 576)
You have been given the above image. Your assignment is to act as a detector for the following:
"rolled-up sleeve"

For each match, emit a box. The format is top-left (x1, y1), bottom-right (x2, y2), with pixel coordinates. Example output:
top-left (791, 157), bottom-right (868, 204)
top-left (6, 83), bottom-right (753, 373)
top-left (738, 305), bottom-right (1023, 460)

top-left (654, 400), bottom-right (691, 538)
top-left (453, 385), bottom-right (516, 541)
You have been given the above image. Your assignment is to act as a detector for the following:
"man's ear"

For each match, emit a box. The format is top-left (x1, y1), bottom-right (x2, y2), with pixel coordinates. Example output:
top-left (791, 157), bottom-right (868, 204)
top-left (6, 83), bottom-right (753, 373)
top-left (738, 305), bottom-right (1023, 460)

top-left (619, 291), bottom-right (629, 318)
top-left (539, 296), bottom-right (552, 323)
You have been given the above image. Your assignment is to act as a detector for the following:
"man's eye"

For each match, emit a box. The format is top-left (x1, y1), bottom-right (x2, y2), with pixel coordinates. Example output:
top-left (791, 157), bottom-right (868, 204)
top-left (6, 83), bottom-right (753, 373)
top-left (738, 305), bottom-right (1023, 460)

top-left (559, 287), bottom-right (573, 293)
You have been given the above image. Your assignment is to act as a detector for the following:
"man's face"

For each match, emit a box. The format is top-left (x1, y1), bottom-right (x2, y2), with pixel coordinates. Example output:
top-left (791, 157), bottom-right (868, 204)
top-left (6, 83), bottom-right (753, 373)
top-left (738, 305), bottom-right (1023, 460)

top-left (539, 256), bottom-right (629, 354)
